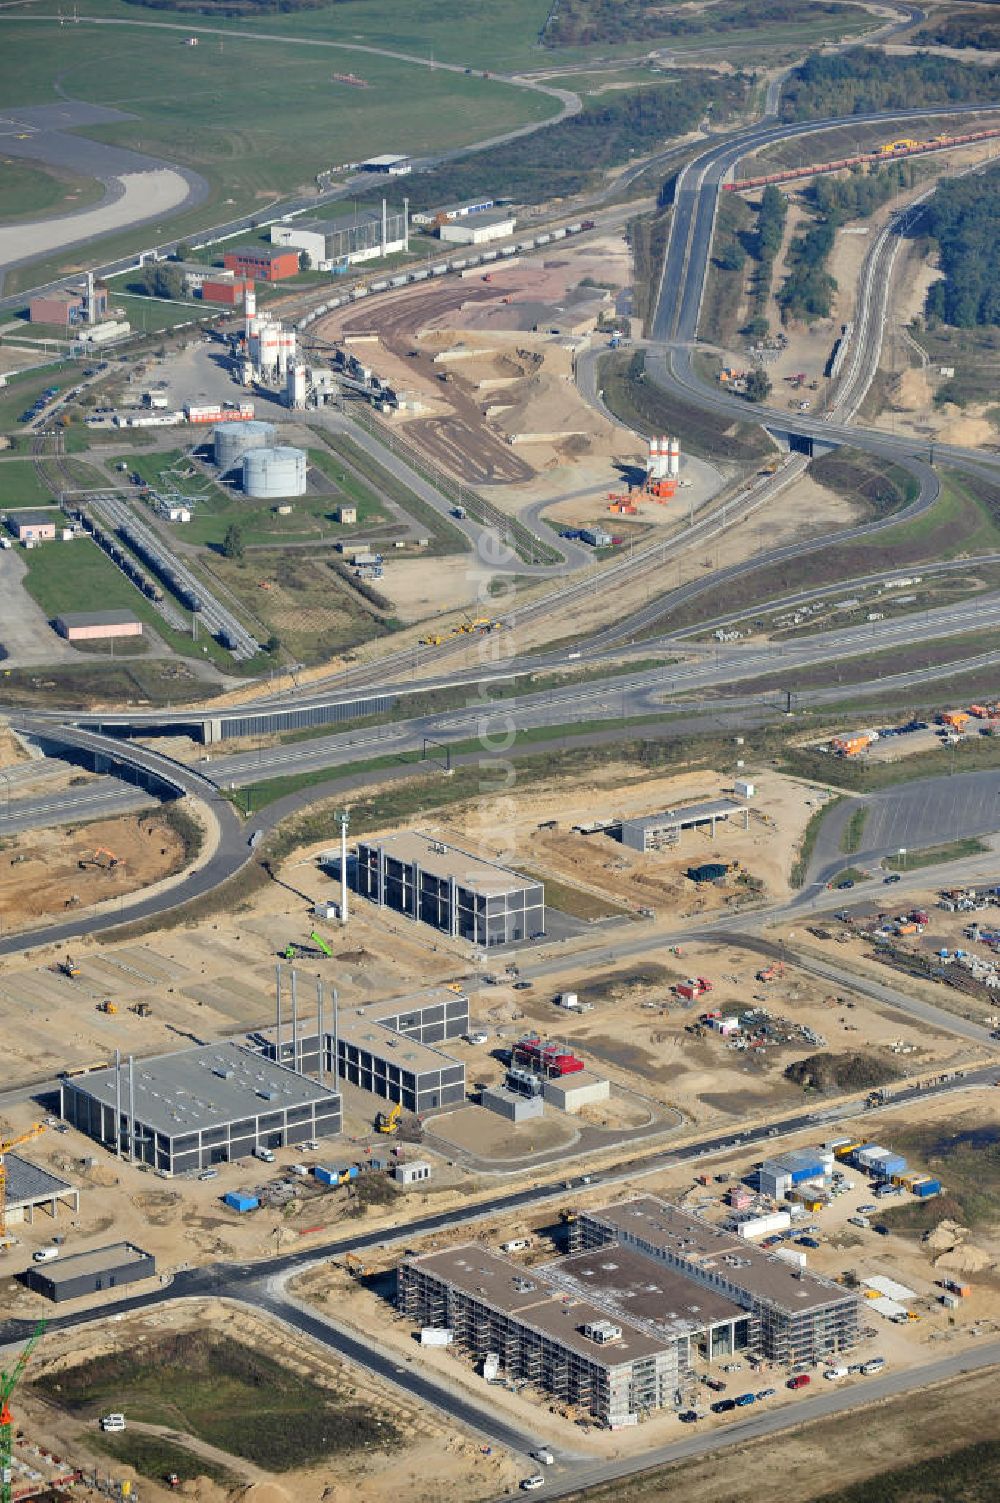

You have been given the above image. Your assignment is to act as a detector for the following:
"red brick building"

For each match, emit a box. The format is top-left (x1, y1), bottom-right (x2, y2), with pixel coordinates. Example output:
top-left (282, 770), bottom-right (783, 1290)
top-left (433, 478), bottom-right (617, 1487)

top-left (201, 278), bottom-right (253, 306)
top-left (222, 246), bottom-right (300, 283)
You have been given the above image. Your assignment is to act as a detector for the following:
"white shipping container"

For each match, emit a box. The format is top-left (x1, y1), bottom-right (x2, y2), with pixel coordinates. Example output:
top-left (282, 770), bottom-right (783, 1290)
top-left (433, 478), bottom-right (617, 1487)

top-left (420, 1328), bottom-right (454, 1347)
top-left (774, 1246), bottom-right (807, 1269)
top-left (737, 1211), bottom-right (791, 1239)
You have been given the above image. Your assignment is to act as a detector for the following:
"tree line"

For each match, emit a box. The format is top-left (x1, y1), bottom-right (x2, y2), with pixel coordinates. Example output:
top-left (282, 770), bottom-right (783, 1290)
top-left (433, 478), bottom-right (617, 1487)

top-left (924, 166), bottom-right (1000, 328)
top-left (779, 47), bottom-right (1000, 119)
top-left (543, 0), bottom-right (861, 48)
top-left (913, 13), bottom-right (1000, 51)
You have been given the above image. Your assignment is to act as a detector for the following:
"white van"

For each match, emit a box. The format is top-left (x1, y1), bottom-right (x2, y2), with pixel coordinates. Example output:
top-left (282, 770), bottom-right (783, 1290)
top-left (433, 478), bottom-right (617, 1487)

top-left (500, 1238), bottom-right (531, 1253)
top-left (823, 1367), bottom-right (848, 1380)
top-left (100, 1414), bottom-right (126, 1433)
top-left (254, 1147), bottom-right (276, 1164)
top-left (32, 1247), bottom-right (59, 1263)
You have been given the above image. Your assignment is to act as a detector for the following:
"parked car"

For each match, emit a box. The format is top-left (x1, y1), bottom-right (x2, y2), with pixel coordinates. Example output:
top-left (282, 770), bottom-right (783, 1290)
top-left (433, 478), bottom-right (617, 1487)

top-left (787, 1374), bottom-right (811, 1390)
top-left (735, 1393), bottom-right (756, 1407)
top-left (521, 1477), bottom-right (545, 1492)
top-left (756, 1388), bottom-right (776, 1400)
top-left (678, 1410), bottom-right (700, 1423)
top-left (711, 1399), bottom-right (736, 1413)
top-left (884, 873), bottom-right (902, 884)
top-left (797, 1236), bottom-right (820, 1249)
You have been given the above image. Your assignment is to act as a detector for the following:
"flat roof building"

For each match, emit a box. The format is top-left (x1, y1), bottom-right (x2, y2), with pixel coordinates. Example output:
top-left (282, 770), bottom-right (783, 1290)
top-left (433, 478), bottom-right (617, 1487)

top-left (22, 1241), bottom-right (154, 1304)
top-left (56, 609), bottom-right (142, 642)
top-left (619, 799), bottom-right (747, 852)
top-left (60, 1041), bottom-right (342, 1176)
top-left (253, 980), bottom-right (468, 1116)
top-left (223, 245), bottom-right (301, 283)
top-left (7, 511), bottom-right (59, 543)
top-left (574, 1197), bottom-right (860, 1365)
top-left (271, 205), bottom-right (408, 267)
top-left (398, 1243), bottom-right (680, 1428)
top-left (412, 197), bottom-right (497, 227)
top-left (360, 153), bottom-right (411, 174)
top-left (356, 831), bottom-right (544, 948)
top-left (29, 281), bottom-right (108, 326)
top-left (3, 1154), bottom-right (79, 1228)
top-left (438, 210), bottom-right (516, 246)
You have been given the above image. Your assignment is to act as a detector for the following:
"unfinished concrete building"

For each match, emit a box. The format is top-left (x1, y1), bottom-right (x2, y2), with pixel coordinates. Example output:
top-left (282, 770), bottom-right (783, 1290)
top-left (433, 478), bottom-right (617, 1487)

top-left (573, 1197), bottom-right (860, 1365)
top-left (397, 1244), bottom-right (680, 1428)
top-left (355, 831), bottom-right (544, 946)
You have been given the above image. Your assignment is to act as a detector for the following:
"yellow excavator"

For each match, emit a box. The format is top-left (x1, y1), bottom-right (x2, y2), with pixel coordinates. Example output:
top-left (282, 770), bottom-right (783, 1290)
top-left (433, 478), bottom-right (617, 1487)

top-left (376, 1103), bottom-right (402, 1135)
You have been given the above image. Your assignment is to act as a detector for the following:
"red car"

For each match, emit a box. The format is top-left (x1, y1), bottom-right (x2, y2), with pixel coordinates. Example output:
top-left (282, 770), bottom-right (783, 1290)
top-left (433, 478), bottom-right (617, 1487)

top-left (787, 1374), bottom-right (811, 1390)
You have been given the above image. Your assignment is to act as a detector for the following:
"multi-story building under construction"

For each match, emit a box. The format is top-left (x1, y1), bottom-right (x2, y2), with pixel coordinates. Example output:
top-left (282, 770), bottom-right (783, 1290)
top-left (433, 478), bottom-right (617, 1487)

top-left (397, 1241), bottom-right (748, 1428)
top-left (572, 1197), bottom-right (861, 1366)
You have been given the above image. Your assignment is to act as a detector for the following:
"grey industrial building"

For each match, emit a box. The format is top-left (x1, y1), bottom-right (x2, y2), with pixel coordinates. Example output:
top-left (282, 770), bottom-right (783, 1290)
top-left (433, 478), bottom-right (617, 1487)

top-left (356, 831), bottom-right (544, 947)
top-left (23, 1242), bottom-right (155, 1304)
top-left (619, 799), bottom-right (748, 852)
top-left (253, 982), bottom-right (468, 1116)
top-left (60, 1042), bottom-right (343, 1175)
top-left (3, 1155), bottom-right (79, 1227)
top-left (270, 205), bottom-right (408, 267)
top-left (398, 1240), bottom-right (746, 1428)
top-left (572, 1197), bottom-right (860, 1365)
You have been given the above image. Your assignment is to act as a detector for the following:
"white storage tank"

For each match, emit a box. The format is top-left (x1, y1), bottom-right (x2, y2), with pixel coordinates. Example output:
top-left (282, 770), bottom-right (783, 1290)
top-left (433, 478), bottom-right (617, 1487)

top-left (214, 419), bottom-right (276, 473)
top-left (243, 445), bottom-right (308, 498)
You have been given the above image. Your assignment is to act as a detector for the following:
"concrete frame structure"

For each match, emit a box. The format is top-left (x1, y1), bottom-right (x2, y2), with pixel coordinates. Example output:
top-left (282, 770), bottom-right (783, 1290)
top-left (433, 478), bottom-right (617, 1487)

top-left (619, 799), bottom-right (748, 852)
top-left (398, 1241), bottom-right (747, 1427)
top-left (573, 1197), bottom-right (861, 1366)
top-left (60, 1042), bottom-right (343, 1175)
top-left (254, 980), bottom-right (469, 1116)
top-left (3, 1155), bottom-right (79, 1227)
top-left (355, 831), bottom-right (544, 947)
top-left (22, 1242), bottom-right (154, 1303)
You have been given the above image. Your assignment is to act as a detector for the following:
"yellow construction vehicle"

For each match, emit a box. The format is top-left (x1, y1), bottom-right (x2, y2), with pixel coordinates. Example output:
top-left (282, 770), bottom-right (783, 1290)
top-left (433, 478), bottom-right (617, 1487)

top-left (558, 1208), bottom-right (577, 1224)
top-left (97, 1000), bottom-right (118, 1015)
top-left (57, 956), bottom-right (81, 978)
top-left (419, 632), bottom-right (446, 647)
top-left (376, 1103), bottom-right (402, 1135)
top-left (344, 1252), bottom-right (369, 1277)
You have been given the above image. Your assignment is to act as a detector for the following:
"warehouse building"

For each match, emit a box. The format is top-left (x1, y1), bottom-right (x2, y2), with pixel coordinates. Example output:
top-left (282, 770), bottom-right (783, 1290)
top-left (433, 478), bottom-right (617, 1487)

top-left (619, 799), bottom-right (748, 852)
top-left (438, 210), bottom-right (516, 245)
top-left (758, 1146), bottom-right (832, 1201)
top-left (3, 1155), bottom-right (79, 1228)
top-left (360, 153), bottom-right (411, 175)
top-left (271, 203), bottom-right (408, 267)
top-left (170, 261), bottom-right (236, 293)
top-left (56, 609), bottom-right (142, 643)
top-left (356, 831), bottom-right (544, 947)
top-left (6, 511), bottom-right (58, 544)
top-left (412, 197), bottom-right (497, 227)
top-left (60, 1042), bottom-right (342, 1175)
top-left (22, 1242), bottom-right (155, 1304)
top-left (572, 1197), bottom-right (860, 1365)
top-left (222, 245), bottom-right (300, 283)
top-left (398, 1244), bottom-right (682, 1428)
top-left (542, 1070), bottom-right (610, 1114)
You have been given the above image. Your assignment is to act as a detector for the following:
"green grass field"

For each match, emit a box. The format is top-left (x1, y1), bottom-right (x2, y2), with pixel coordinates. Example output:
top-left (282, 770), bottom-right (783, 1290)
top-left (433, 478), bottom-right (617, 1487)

top-left (0, 458), bottom-right (60, 505)
top-left (0, 158), bottom-right (104, 223)
top-left (883, 837), bottom-right (988, 871)
top-left (36, 1330), bottom-right (401, 1470)
top-left (92, 1433), bottom-right (240, 1490)
top-left (0, 362), bottom-right (74, 433)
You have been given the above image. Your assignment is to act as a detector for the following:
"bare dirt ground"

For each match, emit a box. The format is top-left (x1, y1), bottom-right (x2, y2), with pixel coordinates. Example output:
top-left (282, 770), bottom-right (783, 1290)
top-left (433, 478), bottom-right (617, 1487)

top-left (0, 722), bottom-right (30, 766)
top-left (0, 811), bottom-right (186, 931)
top-left (15, 1299), bottom-right (516, 1503)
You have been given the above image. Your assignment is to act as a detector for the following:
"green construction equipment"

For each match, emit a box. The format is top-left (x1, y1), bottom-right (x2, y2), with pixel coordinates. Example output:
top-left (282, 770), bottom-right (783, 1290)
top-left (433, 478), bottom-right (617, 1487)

top-left (1, 1320), bottom-right (46, 1503)
top-left (310, 931), bottom-right (333, 958)
top-left (281, 944), bottom-right (296, 960)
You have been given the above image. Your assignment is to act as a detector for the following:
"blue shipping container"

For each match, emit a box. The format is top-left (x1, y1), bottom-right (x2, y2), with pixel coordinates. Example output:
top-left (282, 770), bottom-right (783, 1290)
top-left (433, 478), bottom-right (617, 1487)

top-left (315, 1165), bottom-right (339, 1186)
top-left (224, 1191), bottom-right (259, 1213)
top-left (913, 1179), bottom-right (941, 1198)
top-left (790, 1162), bottom-right (824, 1184)
top-left (872, 1154), bottom-right (906, 1179)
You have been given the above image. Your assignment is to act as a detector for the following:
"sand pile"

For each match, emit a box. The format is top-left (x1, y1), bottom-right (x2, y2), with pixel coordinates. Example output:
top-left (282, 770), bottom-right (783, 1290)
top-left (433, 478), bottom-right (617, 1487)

top-left (893, 368), bottom-right (933, 409)
top-left (924, 1218), bottom-right (995, 1274)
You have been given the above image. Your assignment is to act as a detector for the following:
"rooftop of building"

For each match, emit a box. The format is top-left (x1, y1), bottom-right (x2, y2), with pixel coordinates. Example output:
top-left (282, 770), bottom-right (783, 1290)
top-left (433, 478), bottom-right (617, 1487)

top-left (31, 1241), bottom-right (152, 1285)
top-left (362, 153), bottom-right (411, 167)
top-left (405, 1244), bottom-right (669, 1365)
top-left (283, 207), bottom-right (405, 236)
top-left (64, 1041), bottom-right (341, 1135)
top-left (253, 1007), bottom-right (462, 1076)
top-left (169, 260), bottom-right (234, 277)
top-left (225, 244), bottom-right (296, 261)
top-left (359, 830), bottom-right (537, 896)
top-left (543, 1244), bottom-right (745, 1338)
top-left (56, 609), bottom-right (141, 628)
top-left (6, 1154), bottom-right (75, 1210)
top-left (7, 509), bottom-right (60, 527)
top-left (370, 984), bottom-right (469, 1020)
top-left (588, 1197), bottom-right (855, 1315)
top-left (620, 799), bottom-right (743, 833)
top-left (443, 208), bottom-right (516, 228)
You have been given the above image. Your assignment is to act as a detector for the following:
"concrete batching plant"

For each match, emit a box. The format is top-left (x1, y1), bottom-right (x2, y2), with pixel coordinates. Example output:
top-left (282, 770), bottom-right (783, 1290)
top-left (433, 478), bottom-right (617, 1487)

top-left (243, 446), bottom-right (308, 499)
top-left (648, 435), bottom-right (680, 480)
top-left (242, 286), bottom-right (296, 385)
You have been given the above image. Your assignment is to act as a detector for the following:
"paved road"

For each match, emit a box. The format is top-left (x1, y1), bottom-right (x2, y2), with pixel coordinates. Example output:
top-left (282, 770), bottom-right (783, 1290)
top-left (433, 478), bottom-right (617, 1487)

top-left (0, 775), bottom-right (154, 835)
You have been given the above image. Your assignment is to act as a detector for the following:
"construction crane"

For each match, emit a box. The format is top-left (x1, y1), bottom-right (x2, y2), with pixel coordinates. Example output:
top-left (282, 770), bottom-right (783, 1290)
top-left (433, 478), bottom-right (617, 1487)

top-left (376, 1103), bottom-right (401, 1135)
top-left (0, 1125), bottom-right (46, 1239)
top-left (0, 1319), bottom-right (47, 1503)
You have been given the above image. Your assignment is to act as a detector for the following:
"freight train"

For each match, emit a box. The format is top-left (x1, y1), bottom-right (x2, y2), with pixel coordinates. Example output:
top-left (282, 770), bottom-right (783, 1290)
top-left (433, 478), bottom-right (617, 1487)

top-left (723, 127), bottom-right (1000, 193)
